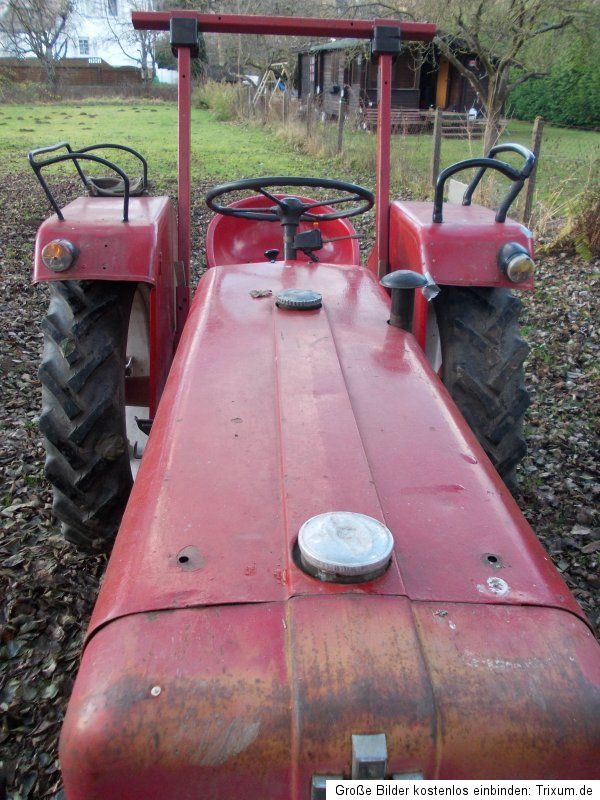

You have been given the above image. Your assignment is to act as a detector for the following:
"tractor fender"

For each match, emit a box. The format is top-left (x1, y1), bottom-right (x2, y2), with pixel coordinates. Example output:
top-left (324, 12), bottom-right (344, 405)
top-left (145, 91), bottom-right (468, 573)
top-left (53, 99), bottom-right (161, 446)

top-left (32, 195), bottom-right (177, 285)
top-left (33, 195), bottom-right (180, 416)
top-left (389, 199), bottom-right (535, 289)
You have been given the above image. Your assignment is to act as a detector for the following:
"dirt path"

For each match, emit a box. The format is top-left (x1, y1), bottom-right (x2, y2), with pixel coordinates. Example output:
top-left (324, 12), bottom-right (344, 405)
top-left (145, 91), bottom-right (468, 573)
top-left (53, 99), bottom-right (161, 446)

top-left (0, 174), bottom-right (598, 799)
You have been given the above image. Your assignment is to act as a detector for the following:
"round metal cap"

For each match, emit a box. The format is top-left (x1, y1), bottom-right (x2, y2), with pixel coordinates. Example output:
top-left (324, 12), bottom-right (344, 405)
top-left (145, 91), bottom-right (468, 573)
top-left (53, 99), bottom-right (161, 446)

top-left (298, 511), bottom-right (394, 583)
top-left (276, 289), bottom-right (322, 310)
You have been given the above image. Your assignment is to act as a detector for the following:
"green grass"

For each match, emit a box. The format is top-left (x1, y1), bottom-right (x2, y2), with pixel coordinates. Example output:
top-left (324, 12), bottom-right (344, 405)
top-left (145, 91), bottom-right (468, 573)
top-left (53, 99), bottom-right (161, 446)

top-left (341, 118), bottom-right (599, 203)
top-left (0, 102), bottom-right (328, 183)
top-left (1, 101), bottom-right (597, 209)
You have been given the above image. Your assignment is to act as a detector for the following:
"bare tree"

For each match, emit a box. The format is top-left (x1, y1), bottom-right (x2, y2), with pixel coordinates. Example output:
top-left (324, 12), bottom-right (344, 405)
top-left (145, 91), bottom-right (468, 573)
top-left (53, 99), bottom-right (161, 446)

top-left (401, 0), bottom-right (585, 151)
top-left (101, 0), bottom-right (157, 83)
top-left (181, 0), bottom-right (339, 75)
top-left (332, 0), bottom-right (589, 151)
top-left (0, 0), bottom-right (75, 88)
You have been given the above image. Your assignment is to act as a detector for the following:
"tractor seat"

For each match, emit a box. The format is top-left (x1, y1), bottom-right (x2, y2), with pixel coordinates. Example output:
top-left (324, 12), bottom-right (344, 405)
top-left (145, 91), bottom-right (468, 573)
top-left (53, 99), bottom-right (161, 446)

top-left (206, 194), bottom-right (361, 267)
top-left (86, 175), bottom-right (147, 197)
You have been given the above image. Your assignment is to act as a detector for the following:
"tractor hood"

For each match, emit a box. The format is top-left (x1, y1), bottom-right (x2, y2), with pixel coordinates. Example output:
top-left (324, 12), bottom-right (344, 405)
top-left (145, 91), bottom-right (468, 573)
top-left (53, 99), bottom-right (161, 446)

top-left (61, 262), bottom-right (600, 795)
top-left (61, 596), bottom-right (600, 795)
top-left (90, 262), bottom-right (581, 628)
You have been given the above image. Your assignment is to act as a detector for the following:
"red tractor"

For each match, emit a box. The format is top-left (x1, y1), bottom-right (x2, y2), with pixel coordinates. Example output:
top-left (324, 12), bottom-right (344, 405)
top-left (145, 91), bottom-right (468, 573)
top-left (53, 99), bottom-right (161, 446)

top-left (29, 11), bottom-right (599, 799)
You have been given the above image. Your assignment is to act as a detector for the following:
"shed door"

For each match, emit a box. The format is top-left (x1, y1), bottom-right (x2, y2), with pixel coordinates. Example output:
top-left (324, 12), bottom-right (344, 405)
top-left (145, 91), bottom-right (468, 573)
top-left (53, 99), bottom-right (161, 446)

top-left (436, 58), bottom-right (450, 108)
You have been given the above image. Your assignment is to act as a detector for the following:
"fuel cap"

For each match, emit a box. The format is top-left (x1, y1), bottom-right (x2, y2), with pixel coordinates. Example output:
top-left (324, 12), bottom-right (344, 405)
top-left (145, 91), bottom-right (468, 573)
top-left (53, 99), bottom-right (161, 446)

top-left (276, 289), bottom-right (322, 310)
top-left (298, 511), bottom-right (394, 583)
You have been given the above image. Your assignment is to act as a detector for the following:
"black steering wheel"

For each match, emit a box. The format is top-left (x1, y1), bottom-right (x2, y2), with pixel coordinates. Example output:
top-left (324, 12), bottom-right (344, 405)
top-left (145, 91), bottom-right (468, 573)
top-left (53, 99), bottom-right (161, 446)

top-left (206, 176), bottom-right (374, 260)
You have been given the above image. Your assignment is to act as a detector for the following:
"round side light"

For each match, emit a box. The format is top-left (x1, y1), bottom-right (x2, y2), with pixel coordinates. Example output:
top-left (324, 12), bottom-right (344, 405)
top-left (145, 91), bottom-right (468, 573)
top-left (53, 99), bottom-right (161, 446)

top-left (298, 511), bottom-right (394, 583)
top-left (498, 242), bottom-right (534, 283)
top-left (41, 239), bottom-right (78, 272)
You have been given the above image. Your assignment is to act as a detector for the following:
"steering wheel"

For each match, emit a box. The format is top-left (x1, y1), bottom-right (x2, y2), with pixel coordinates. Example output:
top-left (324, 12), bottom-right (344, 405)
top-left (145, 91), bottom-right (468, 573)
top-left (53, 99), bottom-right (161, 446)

top-left (205, 176), bottom-right (374, 260)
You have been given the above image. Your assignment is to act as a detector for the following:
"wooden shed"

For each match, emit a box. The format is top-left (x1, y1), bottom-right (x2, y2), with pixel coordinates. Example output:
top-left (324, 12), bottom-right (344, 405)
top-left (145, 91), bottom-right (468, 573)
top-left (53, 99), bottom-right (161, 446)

top-left (297, 39), bottom-right (487, 117)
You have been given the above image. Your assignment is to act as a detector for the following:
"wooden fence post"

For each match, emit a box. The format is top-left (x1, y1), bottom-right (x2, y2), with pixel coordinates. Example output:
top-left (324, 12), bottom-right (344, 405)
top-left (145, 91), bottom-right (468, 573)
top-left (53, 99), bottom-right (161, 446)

top-left (336, 94), bottom-right (346, 154)
top-left (430, 108), bottom-right (443, 188)
top-left (523, 116), bottom-right (544, 226)
top-left (306, 93), bottom-right (313, 137)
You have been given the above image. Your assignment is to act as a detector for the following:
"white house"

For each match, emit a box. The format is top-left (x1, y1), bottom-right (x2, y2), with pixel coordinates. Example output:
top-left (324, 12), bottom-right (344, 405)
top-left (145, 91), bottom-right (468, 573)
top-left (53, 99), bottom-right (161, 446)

top-left (0, 0), bottom-right (176, 82)
top-left (67, 0), bottom-right (134, 65)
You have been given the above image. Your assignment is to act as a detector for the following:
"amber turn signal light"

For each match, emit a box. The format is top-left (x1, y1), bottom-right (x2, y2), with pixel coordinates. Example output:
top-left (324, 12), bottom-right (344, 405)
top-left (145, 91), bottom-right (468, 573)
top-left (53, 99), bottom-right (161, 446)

top-left (41, 239), bottom-right (78, 272)
top-left (498, 242), bottom-right (534, 283)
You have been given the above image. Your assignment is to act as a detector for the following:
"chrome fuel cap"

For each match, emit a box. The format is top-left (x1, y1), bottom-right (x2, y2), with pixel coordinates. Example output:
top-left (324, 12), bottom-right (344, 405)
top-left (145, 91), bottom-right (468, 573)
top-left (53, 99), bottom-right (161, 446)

top-left (298, 511), bottom-right (394, 583)
top-left (276, 289), bottom-right (322, 310)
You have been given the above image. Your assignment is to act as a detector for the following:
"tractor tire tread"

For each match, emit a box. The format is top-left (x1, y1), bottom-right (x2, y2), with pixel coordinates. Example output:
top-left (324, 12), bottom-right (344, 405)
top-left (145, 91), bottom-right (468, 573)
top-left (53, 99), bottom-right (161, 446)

top-left (434, 285), bottom-right (530, 490)
top-left (39, 280), bottom-right (135, 551)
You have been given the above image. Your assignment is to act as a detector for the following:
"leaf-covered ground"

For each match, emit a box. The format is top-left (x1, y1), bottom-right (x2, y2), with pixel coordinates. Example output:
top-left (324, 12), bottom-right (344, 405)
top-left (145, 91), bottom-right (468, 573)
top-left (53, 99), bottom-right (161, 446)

top-left (0, 173), bottom-right (598, 799)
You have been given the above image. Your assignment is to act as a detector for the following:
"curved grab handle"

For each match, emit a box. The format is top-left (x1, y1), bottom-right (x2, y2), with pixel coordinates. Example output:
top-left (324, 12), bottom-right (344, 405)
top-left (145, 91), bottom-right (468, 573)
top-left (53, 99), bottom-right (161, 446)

top-left (462, 143), bottom-right (535, 208)
top-left (28, 141), bottom-right (78, 162)
top-left (28, 141), bottom-right (88, 198)
top-left (76, 143), bottom-right (148, 190)
top-left (433, 143), bottom-right (536, 224)
top-left (29, 151), bottom-right (131, 222)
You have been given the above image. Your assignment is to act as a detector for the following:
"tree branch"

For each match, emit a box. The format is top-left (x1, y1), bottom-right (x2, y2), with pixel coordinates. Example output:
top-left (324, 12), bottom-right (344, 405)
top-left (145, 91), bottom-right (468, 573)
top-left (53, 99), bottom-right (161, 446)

top-left (507, 69), bottom-right (548, 91)
top-left (530, 16), bottom-right (575, 36)
top-left (433, 34), bottom-right (486, 100)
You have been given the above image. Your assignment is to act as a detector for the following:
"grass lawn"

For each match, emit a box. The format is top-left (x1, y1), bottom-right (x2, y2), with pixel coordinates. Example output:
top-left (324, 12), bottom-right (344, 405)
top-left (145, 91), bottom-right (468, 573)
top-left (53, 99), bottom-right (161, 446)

top-left (342, 118), bottom-right (599, 206)
top-left (0, 102), bottom-right (328, 184)
top-left (0, 101), bottom-right (597, 213)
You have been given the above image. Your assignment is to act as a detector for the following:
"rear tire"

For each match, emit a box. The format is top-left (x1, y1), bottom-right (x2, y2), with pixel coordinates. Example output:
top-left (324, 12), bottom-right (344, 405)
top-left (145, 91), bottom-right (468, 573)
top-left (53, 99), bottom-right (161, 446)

top-left (433, 286), bottom-right (530, 490)
top-left (39, 281), bottom-right (136, 551)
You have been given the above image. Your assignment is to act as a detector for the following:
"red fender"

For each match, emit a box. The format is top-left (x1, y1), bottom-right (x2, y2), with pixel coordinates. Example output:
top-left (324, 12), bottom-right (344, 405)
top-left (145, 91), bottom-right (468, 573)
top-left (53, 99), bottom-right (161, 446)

top-left (33, 195), bottom-right (179, 415)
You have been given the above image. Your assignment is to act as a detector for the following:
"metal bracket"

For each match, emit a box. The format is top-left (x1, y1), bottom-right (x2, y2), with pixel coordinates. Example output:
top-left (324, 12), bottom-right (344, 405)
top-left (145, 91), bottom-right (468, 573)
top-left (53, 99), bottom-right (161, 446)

top-left (352, 733), bottom-right (388, 779)
top-left (170, 17), bottom-right (200, 58)
top-left (135, 418), bottom-right (153, 435)
top-left (311, 774), bottom-right (343, 800)
top-left (371, 25), bottom-right (402, 56)
top-left (312, 733), bottom-right (423, 792)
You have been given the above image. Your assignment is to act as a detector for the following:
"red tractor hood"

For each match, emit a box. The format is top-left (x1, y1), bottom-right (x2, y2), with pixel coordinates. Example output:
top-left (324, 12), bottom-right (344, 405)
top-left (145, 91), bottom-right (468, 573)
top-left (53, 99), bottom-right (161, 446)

top-left (90, 262), bottom-right (582, 628)
top-left (61, 262), bottom-right (600, 795)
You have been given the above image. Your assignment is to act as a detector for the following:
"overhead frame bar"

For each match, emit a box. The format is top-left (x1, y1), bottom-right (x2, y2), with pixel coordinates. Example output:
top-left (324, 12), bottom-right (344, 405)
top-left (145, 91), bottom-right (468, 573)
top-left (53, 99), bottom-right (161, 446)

top-left (132, 11), bottom-right (435, 41)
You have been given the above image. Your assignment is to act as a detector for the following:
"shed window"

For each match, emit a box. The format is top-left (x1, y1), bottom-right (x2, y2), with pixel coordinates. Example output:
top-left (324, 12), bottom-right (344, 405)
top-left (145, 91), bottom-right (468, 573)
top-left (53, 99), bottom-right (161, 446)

top-left (393, 53), bottom-right (419, 89)
top-left (330, 52), bottom-right (341, 84)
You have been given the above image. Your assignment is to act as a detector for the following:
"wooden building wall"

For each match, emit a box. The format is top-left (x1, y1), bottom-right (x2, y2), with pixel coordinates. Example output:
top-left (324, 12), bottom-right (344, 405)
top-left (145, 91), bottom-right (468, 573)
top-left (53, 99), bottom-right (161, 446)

top-left (298, 46), bottom-right (487, 115)
top-left (364, 52), bottom-right (421, 109)
top-left (299, 48), bottom-right (421, 114)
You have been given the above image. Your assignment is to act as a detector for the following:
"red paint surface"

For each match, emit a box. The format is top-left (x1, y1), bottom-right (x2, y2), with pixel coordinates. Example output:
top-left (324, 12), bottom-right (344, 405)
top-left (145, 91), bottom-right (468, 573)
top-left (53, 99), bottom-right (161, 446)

top-left (132, 11), bottom-right (435, 41)
top-left (89, 261), bottom-right (581, 628)
top-left (389, 200), bottom-right (535, 288)
top-left (61, 599), bottom-right (600, 798)
top-left (206, 195), bottom-right (361, 267)
top-left (59, 261), bottom-right (600, 795)
top-left (33, 195), bottom-right (174, 284)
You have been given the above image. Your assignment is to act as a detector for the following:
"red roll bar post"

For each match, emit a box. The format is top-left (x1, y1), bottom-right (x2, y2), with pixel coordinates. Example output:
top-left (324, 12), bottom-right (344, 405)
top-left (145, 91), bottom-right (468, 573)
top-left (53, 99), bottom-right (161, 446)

top-left (169, 16), bottom-right (200, 328)
top-left (375, 53), bottom-right (393, 279)
top-left (177, 45), bottom-right (192, 319)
